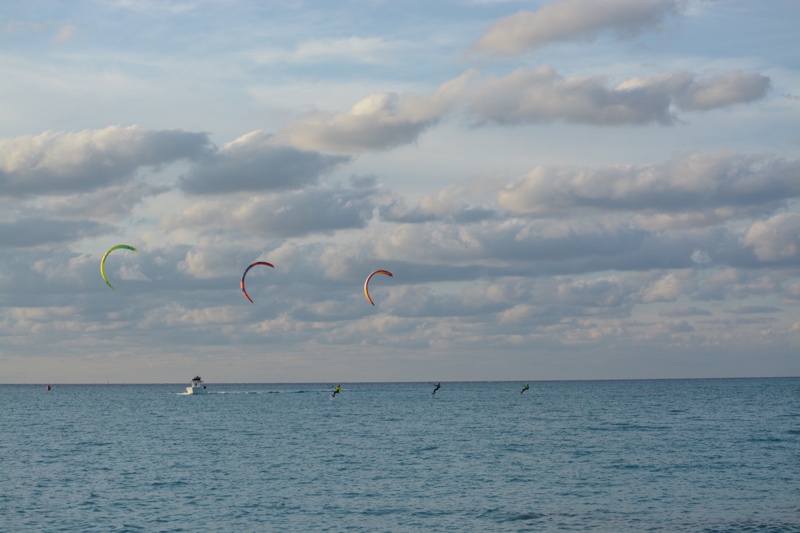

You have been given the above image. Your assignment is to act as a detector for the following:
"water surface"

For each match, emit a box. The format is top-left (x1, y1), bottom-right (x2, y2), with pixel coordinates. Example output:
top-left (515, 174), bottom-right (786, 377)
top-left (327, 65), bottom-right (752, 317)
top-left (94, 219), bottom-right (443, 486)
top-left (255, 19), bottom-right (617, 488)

top-left (2, 379), bottom-right (798, 531)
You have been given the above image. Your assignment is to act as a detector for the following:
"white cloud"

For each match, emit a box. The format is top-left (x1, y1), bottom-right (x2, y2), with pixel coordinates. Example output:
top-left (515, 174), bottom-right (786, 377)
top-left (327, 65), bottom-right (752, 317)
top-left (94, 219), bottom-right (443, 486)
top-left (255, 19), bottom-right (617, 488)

top-left (725, 305), bottom-right (783, 315)
top-left (179, 130), bottom-right (350, 194)
top-left (691, 249), bottom-right (712, 264)
top-left (676, 71), bottom-right (772, 110)
top-left (474, 0), bottom-right (680, 56)
top-left (0, 218), bottom-right (110, 248)
top-left (639, 271), bottom-right (694, 303)
top-left (468, 67), bottom-right (770, 126)
top-left (659, 306), bottom-right (712, 317)
top-left (166, 185), bottom-right (380, 238)
top-left (496, 152), bottom-right (800, 216)
top-left (741, 212), bottom-right (800, 262)
top-left (380, 184), bottom-right (497, 223)
top-left (252, 37), bottom-right (409, 65)
top-left (274, 70), bottom-right (476, 153)
top-left (0, 126), bottom-right (211, 197)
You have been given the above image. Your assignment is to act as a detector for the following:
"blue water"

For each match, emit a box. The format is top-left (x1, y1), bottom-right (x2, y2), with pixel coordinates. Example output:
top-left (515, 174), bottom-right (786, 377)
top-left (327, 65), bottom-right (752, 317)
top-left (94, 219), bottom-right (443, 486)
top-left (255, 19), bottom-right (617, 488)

top-left (1, 379), bottom-right (798, 532)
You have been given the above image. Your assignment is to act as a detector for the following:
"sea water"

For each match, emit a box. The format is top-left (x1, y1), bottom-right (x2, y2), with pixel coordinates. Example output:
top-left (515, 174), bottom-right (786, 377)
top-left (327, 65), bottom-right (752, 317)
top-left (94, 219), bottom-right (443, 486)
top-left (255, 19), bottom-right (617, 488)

top-left (1, 379), bottom-right (798, 532)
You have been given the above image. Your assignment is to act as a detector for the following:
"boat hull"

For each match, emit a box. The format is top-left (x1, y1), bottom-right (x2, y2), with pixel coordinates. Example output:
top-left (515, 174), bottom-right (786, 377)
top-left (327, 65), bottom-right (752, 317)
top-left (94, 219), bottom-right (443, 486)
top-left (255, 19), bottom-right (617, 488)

top-left (185, 386), bottom-right (208, 395)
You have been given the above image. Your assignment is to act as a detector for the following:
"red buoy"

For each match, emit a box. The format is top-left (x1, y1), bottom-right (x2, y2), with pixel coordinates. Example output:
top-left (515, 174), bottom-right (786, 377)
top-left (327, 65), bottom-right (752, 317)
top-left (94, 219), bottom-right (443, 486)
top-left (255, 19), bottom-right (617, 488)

top-left (46, 385), bottom-right (51, 391)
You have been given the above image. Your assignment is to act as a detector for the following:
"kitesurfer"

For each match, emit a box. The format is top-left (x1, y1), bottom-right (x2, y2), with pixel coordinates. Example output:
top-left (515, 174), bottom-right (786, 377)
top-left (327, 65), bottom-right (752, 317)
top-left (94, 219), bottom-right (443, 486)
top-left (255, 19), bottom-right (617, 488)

top-left (432, 382), bottom-right (441, 396)
top-left (331, 384), bottom-right (341, 398)
top-left (520, 384), bottom-right (529, 394)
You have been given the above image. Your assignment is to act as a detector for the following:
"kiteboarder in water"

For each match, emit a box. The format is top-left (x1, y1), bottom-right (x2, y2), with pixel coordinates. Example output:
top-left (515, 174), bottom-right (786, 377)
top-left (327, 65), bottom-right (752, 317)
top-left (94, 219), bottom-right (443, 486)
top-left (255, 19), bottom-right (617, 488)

top-left (520, 384), bottom-right (529, 394)
top-left (432, 382), bottom-right (441, 395)
top-left (331, 384), bottom-right (341, 398)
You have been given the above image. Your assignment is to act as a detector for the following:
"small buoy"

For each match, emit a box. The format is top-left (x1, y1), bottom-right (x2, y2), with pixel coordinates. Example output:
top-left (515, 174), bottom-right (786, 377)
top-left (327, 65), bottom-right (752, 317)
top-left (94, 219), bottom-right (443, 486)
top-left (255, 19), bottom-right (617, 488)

top-left (46, 385), bottom-right (51, 391)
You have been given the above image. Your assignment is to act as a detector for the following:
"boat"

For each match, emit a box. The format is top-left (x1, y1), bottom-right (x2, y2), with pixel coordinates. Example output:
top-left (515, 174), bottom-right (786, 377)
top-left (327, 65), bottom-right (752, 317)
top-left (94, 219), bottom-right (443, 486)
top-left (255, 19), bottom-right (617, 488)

top-left (185, 376), bottom-right (208, 395)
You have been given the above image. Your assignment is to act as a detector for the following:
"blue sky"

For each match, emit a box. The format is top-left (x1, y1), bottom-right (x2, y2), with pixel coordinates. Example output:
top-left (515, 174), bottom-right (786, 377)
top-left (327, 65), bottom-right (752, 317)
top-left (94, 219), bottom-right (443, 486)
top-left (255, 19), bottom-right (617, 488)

top-left (1, 0), bottom-right (799, 383)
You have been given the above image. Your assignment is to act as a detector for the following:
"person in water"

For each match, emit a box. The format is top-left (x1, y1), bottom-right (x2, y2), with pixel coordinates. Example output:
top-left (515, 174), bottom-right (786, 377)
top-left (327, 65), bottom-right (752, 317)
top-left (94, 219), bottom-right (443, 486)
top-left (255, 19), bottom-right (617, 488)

top-left (520, 384), bottom-right (530, 394)
top-left (432, 382), bottom-right (441, 395)
top-left (331, 384), bottom-right (341, 398)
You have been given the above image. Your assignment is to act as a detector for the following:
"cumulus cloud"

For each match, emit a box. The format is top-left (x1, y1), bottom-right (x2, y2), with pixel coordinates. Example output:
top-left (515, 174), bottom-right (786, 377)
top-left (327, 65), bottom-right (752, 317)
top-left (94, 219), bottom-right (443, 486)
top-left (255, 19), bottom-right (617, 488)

top-left (166, 185), bottom-right (380, 238)
top-left (259, 66), bottom-right (770, 156)
top-left (0, 218), bottom-right (111, 248)
top-left (0, 126), bottom-right (212, 197)
top-left (176, 238), bottom-right (256, 280)
top-left (380, 185), bottom-right (497, 224)
top-left (468, 66), bottom-right (770, 126)
top-left (674, 71), bottom-right (772, 110)
top-left (639, 271), bottom-right (694, 303)
top-left (179, 131), bottom-right (349, 194)
top-left (741, 212), bottom-right (800, 262)
top-left (379, 152), bottom-right (798, 242)
top-left (360, 152), bottom-right (800, 279)
top-left (274, 71), bottom-right (476, 153)
top-left (368, 215), bottom-right (659, 272)
top-left (659, 306), bottom-right (713, 317)
top-left (496, 153), bottom-right (800, 216)
top-left (44, 181), bottom-right (170, 223)
top-left (694, 268), bottom-right (786, 302)
top-left (725, 305), bottom-right (783, 315)
top-left (690, 249), bottom-right (712, 264)
top-left (474, 0), bottom-right (680, 56)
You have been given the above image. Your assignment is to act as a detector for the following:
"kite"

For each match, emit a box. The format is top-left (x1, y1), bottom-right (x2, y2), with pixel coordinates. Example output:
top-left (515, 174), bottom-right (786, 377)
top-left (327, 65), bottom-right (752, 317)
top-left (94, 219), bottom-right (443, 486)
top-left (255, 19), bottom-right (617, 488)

top-left (241, 261), bottom-right (274, 303)
top-left (100, 244), bottom-right (138, 290)
top-left (364, 269), bottom-right (393, 305)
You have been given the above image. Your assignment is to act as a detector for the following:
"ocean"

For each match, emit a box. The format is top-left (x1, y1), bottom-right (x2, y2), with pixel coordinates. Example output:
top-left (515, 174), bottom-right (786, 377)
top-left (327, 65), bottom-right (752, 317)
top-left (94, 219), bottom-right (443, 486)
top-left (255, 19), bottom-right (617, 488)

top-left (1, 379), bottom-right (798, 532)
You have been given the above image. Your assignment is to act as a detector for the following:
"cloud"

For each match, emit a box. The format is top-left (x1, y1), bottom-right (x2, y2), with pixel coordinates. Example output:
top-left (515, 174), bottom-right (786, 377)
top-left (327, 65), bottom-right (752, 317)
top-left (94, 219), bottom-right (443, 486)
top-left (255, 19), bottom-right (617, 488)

top-left (496, 152), bottom-right (800, 216)
top-left (178, 131), bottom-right (349, 194)
top-left (106, 0), bottom-right (199, 15)
top-left (262, 66), bottom-right (770, 156)
top-left (0, 179), bottom-right (167, 249)
top-left (273, 71), bottom-right (476, 154)
top-left (659, 306), bottom-right (713, 317)
top-left (473, 0), bottom-right (680, 56)
top-left (690, 249), bottom-right (711, 264)
top-left (175, 238), bottom-right (258, 280)
top-left (358, 152), bottom-right (800, 280)
top-left (166, 185), bottom-right (380, 238)
top-left (380, 185), bottom-right (498, 224)
top-left (468, 66), bottom-right (771, 126)
top-left (54, 23), bottom-right (77, 44)
top-left (694, 268), bottom-right (786, 302)
top-left (367, 215), bottom-right (660, 272)
top-left (639, 271), bottom-right (694, 303)
top-left (42, 181), bottom-right (171, 223)
top-left (725, 305), bottom-right (783, 315)
top-left (0, 218), bottom-right (111, 248)
top-left (741, 212), bottom-right (800, 262)
top-left (252, 37), bottom-right (408, 65)
top-left (675, 71), bottom-right (772, 110)
top-left (0, 126), bottom-right (212, 198)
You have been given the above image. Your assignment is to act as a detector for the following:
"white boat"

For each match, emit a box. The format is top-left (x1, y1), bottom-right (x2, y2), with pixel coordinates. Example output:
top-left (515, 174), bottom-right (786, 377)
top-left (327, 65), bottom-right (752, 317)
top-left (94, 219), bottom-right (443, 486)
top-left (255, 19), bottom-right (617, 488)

top-left (186, 376), bottom-right (208, 394)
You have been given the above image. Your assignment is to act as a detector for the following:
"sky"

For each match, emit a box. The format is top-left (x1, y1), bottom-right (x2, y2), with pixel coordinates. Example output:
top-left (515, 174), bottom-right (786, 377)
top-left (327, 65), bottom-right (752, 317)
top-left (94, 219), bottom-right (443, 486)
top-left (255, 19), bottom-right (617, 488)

top-left (1, 0), bottom-right (799, 384)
